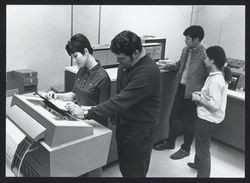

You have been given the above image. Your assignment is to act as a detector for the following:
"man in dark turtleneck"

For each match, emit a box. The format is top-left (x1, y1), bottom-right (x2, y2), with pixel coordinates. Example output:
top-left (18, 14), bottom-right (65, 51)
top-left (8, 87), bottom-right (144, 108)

top-left (69, 30), bottom-right (161, 177)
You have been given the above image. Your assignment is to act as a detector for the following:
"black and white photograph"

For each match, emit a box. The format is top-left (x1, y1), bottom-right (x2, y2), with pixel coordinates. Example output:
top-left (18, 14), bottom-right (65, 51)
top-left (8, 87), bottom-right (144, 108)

top-left (3, 2), bottom-right (246, 181)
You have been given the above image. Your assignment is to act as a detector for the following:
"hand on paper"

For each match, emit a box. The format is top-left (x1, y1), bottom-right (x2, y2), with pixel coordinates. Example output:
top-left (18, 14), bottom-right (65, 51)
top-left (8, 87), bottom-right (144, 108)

top-left (65, 103), bottom-right (85, 119)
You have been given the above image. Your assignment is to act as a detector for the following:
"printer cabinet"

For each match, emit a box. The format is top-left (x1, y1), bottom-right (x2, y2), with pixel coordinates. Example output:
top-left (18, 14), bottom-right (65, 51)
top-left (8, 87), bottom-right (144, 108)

top-left (6, 94), bottom-right (112, 177)
top-left (153, 71), bottom-right (177, 143)
top-left (17, 120), bottom-right (112, 177)
top-left (65, 70), bottom-right (76, 92)
top-left (213, 96), bottom-right (245, 151)
top-left (106, 82), bottom-right (118, 164)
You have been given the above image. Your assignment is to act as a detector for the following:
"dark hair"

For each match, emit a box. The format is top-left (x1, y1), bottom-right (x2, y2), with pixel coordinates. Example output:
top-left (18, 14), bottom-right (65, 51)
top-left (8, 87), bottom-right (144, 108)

top-left (206, 46), bottom-right (232, 83)
top-left (183, 25), bottom-right (204, 41)
top-left (65, 33), bottom-right (93, 56)
top-left (110, 30), bottom-right (142, 57)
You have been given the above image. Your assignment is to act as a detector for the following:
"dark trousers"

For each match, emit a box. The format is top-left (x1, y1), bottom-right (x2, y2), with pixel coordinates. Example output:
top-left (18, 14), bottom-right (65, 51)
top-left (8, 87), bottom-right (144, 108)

top-left (116, 124), bottom-right (155, 177)
top-left (168, 84), bottom-right (197, 151)
top-left (194, 117), bottom-right (216, 177)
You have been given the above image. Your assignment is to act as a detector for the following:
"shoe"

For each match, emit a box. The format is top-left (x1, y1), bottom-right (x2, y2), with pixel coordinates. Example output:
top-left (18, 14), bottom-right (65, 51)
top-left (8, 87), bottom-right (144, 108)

top-left (170, 148), bottom-right (190, 159)
top-left (153, 139), bottom-right (175, 151)
top-left (187, 162), bottom-right (197, 170)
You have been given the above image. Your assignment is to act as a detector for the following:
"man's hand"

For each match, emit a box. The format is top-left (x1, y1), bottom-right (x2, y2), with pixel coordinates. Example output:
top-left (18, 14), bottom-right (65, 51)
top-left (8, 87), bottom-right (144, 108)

top-left (65, 103), bottom-right (85, 119)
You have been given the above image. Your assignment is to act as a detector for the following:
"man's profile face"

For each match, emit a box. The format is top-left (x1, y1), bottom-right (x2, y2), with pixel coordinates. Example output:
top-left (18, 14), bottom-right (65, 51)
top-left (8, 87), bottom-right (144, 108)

top-left (185, 36), bottom-right (195, 48)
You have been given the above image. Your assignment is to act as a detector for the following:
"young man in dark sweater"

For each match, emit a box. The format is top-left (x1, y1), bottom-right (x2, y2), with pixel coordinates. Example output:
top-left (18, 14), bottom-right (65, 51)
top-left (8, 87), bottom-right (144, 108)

top-left (66, 30), bottom-right (162, 177)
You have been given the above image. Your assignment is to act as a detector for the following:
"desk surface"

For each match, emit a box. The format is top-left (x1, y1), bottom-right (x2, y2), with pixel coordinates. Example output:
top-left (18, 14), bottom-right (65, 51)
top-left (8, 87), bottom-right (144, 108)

top-left (227, 89), bottom-right (245, 101)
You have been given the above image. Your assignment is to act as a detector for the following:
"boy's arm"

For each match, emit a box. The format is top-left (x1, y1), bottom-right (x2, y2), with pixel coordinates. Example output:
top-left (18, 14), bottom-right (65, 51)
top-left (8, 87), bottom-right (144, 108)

top-left (196, 82), bottom-right (223, 111)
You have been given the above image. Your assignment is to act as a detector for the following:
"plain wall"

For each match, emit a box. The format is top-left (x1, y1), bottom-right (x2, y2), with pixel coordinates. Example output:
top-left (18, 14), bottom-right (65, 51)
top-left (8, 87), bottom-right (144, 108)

top-left (72, 5), bottom-right (100, 44)
top-left (100, 5), bottom-right (192, 61)
top-left (6, 5), bottom-right (193, 90)
top-left (192, 5), bottom-right (245, 60)
top-left (6, 5), bottom-right (72, 91)
top-left (6, 5), bottom-right (245, 91)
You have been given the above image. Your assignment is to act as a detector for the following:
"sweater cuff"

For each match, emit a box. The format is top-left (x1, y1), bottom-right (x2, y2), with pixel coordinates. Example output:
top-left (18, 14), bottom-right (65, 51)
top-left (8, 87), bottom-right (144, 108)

top-left (85, 107), bottom-right (94, 119)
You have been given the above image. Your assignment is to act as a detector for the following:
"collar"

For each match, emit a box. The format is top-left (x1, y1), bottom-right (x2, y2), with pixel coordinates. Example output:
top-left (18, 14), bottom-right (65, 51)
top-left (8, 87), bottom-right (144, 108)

top-left (131, 48), bottom-right (146, 67)
top-left (80, 62), bottom-right (100, 76)
top-left (188, 43), bottom-right (206, 54)
top-left (87, 62), bottom-right (101, 73)
top-left (209, 71), bottom-right (223, 77)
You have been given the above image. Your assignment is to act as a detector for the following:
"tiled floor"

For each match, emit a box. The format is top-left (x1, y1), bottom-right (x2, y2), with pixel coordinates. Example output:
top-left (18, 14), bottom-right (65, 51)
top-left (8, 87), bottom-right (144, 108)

top-left (102, 136), bottom-right (245, 177)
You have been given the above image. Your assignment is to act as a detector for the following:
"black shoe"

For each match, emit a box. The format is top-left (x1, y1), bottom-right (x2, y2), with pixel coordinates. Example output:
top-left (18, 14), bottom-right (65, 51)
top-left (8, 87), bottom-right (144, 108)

top-left (170, 148), bottom-right (190, 159)
top-left (153, 139), bottom-right (175, 151)
top-left (187, 162), bottom-right (197, 170)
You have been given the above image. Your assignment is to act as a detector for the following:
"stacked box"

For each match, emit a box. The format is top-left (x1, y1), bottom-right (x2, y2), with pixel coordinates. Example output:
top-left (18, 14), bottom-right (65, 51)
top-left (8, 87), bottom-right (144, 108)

top-left (6, 71), bottom-right (25, 97)
top-left (12, 69), bottom-right (38, 93)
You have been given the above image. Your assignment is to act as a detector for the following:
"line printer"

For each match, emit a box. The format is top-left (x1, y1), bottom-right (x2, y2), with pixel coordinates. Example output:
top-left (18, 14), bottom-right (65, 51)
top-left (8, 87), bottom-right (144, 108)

top-left (6, 93), bottom-right (112, 177)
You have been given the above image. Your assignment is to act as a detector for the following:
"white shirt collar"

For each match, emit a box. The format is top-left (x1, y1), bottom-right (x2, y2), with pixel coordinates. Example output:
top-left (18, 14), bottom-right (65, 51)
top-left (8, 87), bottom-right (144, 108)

top-left (209, 71), bottom-right (222, 76)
